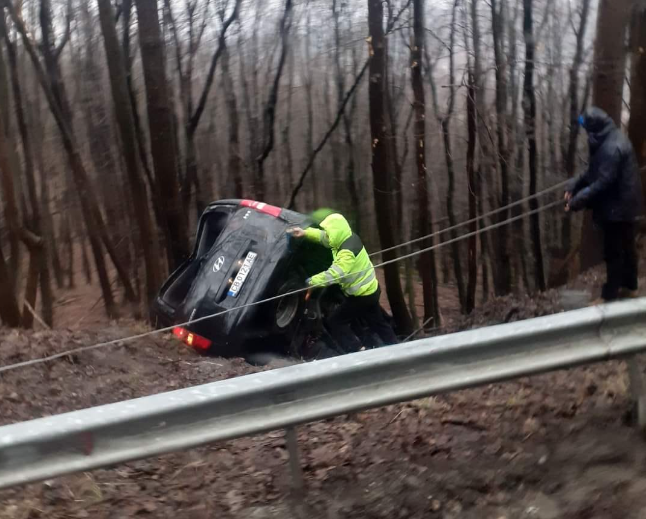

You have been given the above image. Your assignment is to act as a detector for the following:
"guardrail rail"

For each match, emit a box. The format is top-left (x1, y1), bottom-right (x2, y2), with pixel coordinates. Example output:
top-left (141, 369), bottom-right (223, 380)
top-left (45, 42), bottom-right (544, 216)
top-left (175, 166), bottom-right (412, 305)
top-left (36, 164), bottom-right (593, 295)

top-left (1, 299), bottom-right (646, 490)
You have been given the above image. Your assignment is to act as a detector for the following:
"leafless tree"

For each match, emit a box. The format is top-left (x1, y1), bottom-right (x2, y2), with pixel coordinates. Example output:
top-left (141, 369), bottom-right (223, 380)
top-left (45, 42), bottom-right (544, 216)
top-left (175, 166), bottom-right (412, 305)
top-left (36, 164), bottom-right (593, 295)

top-left (523, 0), bottom-right (546, 291)
top-left (410, 0), bottom-right (439, 326)
top-left (367, 0), bottom-right (413, 335)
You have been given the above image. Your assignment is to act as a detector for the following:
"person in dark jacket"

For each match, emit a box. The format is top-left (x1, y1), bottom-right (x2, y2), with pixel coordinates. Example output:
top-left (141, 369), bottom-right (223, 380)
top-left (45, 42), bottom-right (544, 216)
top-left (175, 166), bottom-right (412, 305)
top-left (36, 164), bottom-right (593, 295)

top-left (565, 106), bottom-right (644, 302)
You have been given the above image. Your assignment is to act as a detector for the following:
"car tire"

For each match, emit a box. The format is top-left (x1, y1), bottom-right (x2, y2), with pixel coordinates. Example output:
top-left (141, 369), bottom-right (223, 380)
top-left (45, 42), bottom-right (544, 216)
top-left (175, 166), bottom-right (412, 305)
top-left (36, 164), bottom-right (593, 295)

top-left (272, 274), bottom-right (307, 336)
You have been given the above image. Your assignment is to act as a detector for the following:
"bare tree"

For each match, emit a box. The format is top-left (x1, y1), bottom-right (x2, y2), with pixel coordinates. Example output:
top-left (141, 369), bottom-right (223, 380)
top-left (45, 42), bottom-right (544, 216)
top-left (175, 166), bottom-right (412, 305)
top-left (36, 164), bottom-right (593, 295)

top-left (0, 13), bottom-right (53, 326)
top-left (523, 0), bottom-right (546, 291)
top-left (367, 0), bottom-right (413, 335)
top-left (287, 59), bottom-right (370, 209)
top-left (491, 0), bottom-right (512, 296)
top-left (470, 0), bottom-right (493, 303)
top-left (221, 38), bottom-right (244, 198)
top-left (561, 0), bottom-right (591, 252)
top-left (0, 244), bottom-right (20, 326)
top-left (428, 0), bottom-right (466, 311)
top-left (410, 0), bottom-right (439, 326)
top-left (580, 0), bottom-right (632, 272)
top-left (97, 0), bottom-right (161, 310)
top-left (165, 0), bottom-right (241, 214)
top-left (0, 39), bottom-right (20, 280)
top-left (629, 1), bottom-right (646, 204)
top-left (135, 0), bottom-right (189, 271)
top-left (5, 0), bottom-right (140, 317)
top-left (463, 1), bottom-right (478, 314)
top-left (302, 12), bottom-right (319, 207)
top-left (256, 0), bottom-right (294, 201)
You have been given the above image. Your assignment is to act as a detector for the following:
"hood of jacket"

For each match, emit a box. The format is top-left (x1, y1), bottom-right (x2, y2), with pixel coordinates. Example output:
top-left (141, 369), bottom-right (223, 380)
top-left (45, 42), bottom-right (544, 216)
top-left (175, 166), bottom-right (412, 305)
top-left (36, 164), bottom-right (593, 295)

top-left (583, 107), bottom-right (616, 152)
top-left (320, 213), bottom-right (353, 249)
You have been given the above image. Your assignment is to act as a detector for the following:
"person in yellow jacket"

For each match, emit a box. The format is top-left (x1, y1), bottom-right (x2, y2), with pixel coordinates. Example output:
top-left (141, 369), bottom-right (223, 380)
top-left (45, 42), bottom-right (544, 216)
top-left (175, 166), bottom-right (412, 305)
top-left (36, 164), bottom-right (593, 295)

top-left (288, 210), bottom-right (398, 352)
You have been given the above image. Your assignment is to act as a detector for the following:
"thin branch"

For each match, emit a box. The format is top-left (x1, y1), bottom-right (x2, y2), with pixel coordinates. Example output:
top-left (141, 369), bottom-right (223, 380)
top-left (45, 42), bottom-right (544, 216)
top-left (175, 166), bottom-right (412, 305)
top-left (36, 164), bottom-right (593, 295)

top-left (287, 58), bottom-right (370, 209)
top-left (54, 0), bottom-right (72, 60)
top-left (194, 0), bottom-right (212, 50)
top-left (163, 0), bottom-right (185, 81)
top-left (256, 0), bottom-right (293, 172)
top-left (386, 0), bottom-right (413, 33)
top-left (188, 0), bottom-right (241, 136)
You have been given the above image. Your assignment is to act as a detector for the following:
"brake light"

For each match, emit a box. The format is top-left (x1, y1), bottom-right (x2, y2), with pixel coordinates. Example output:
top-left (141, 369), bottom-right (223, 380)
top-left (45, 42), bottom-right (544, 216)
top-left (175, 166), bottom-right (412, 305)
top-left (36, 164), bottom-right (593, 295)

top-left (171, 326), bottom-right (212, 350)
top-left (173, 326), bottom-right (187, 339)
top-left (240, 200), bottom-right (282, 217)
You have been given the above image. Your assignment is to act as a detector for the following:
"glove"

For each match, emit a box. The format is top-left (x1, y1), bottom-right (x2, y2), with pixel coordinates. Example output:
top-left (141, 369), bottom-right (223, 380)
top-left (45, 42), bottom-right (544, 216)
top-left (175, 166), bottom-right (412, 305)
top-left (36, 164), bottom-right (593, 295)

top-left (305, 277), bottom-right (312, 286)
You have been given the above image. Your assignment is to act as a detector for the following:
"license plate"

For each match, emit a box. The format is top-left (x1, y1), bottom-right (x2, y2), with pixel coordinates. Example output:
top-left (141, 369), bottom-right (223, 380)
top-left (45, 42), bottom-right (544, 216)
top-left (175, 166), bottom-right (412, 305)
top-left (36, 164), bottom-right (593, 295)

top-left (228, 252), bottom-right (258, 298)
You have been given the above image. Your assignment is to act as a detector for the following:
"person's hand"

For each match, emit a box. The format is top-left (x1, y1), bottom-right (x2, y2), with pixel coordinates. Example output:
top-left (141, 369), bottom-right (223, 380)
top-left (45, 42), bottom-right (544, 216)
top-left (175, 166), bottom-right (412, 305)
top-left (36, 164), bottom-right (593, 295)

top-left (564, 191), bottom-right (572, 212)
top-left (287, 227), bottom-right (305, 238)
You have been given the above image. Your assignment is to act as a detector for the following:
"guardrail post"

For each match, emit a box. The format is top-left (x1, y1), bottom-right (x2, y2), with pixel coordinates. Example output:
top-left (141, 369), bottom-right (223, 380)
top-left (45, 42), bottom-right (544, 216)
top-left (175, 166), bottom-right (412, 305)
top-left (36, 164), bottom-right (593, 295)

top-left (285, 427), bottom-right (304, 492)
top-left (628, 357), bottom-right (646, 435)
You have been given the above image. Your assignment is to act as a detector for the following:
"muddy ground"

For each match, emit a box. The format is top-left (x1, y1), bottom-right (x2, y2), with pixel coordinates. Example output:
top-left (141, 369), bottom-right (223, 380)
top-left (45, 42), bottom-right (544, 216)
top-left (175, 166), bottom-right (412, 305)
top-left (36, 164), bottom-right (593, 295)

top-left (1, 267), bottom-right (646, 518)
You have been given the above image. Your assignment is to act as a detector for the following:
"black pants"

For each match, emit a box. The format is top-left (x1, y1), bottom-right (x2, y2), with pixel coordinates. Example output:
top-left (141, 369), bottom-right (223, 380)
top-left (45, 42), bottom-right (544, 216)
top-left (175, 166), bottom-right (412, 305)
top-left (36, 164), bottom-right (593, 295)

top-left (601, 221), bottom-right (638, 301)
top-left (327, 289), bottom-right (399, 353)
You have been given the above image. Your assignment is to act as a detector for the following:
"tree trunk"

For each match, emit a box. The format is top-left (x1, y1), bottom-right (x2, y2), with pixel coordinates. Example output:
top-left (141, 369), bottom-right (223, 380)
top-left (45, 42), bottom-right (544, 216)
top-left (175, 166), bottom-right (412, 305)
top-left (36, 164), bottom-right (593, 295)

top-left (281, 45), bottom-right (295, 202)
top-left (256, 0), bottom-right (293, 201)
top-left (629, 3), bottom-right (646, 205)
top-left (0, 15), bottom-right (53, 326)
top-left (0, 40), bottom-right (20, 284)
top-left (581, 0), bottom-right (631, 272)
top-left (490, 0), bottom-right (512, 295)
top-left (466, 71), bottom-right (478, 313)
top-left (523, 0), bottom-right (546, 291)
top-left (562, 0), bottom-right (591, 253)
top-left (79, 2), bottom-right (125, 249)
top-left (471, 0), bottom-right (496, 302)
top-left (430, 0), bottom-right (466, 312)
top-left (302, 14), bottom-right (319, 207)
top-left (134, 0), bottom-right (189, 270)
top-left (0, 243), bottom-right (21, 326)
top-left (27, 35), bottom-right (63, 296)
top-left (8, 0), bottom-right (119, 317)
top-left (367, 0), bottom-right (413, 336)
top-left (221, 43), bottom-right (244, 198)
top-left (344, 47), bottom-right (361, 233)
top-left (411, 0), bottom-right (440, 328)
top-left (63, 213), bottom-right (74, 289)
top-left (98, 0), bottom-right (162, 310)
top-left (0, 83), bottom-right (29, 328)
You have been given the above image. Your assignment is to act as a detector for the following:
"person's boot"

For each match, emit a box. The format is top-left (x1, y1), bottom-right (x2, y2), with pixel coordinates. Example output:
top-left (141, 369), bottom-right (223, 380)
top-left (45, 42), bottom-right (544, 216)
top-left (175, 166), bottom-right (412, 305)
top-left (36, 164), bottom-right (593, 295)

top-left (619, 287), bottom-right (639, 299)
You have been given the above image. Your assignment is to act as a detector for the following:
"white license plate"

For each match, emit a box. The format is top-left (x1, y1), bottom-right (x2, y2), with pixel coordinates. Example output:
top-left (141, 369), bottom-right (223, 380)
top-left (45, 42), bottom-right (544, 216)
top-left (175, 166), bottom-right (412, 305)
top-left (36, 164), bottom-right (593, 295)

top-left (228, 252), bottom-right (258, 298)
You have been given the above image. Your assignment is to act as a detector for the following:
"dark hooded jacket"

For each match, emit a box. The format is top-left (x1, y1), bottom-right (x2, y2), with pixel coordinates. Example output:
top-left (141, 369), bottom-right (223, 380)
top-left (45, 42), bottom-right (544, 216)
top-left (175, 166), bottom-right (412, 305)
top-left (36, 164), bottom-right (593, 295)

top-left (569, 107), bottom-right (644, 222)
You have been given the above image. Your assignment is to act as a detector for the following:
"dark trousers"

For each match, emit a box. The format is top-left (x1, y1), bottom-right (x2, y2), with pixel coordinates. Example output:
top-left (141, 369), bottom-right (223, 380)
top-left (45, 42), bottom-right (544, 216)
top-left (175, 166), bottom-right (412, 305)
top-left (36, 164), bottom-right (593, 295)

top-left (601, 221), bottom-right (638, 301)
top-left (327, 289), bottom-right (399, 353)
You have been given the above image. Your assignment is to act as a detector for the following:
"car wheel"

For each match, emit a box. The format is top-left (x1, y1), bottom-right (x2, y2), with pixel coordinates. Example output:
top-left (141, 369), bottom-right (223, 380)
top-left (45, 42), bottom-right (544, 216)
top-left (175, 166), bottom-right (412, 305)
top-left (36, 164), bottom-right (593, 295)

top-left (275, 291), bottom-right (301, 330)
top-left (273, 276), bottom-right (306, 334)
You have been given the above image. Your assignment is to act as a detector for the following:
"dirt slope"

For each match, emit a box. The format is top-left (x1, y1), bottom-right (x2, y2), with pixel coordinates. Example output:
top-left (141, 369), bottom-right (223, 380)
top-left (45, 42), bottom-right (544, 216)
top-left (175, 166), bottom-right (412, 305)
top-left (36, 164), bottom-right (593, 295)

top-left (1, 267), bottom-right (646, 518)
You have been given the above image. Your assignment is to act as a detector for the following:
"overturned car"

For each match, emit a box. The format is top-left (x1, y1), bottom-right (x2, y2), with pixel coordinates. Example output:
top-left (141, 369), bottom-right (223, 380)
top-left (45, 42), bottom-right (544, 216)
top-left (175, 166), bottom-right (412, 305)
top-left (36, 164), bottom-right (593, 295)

top-left (152, 200), bottom-right (392, 359)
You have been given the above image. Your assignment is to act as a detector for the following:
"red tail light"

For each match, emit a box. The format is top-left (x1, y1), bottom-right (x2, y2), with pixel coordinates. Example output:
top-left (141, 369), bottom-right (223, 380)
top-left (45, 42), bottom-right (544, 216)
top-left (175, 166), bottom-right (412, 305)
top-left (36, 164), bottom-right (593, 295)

top-left (172, 326), bottom-right (212, 350)
top-left (240, 200), bottom-right (282, 217)
top-left (173, 326), bottom-right (187, 339)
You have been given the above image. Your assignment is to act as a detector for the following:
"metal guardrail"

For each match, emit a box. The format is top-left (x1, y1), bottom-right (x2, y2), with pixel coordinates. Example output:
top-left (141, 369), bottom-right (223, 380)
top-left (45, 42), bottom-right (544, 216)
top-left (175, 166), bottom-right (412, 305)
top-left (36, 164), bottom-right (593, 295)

top-left (1, 299), bottom-right (646, 490)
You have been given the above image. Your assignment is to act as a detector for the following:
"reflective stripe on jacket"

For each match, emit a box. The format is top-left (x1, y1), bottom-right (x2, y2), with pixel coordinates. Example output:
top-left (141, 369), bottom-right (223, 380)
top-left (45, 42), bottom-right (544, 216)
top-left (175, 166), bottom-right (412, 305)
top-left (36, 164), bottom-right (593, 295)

top-left (303, 213), bottom-right (378, 297)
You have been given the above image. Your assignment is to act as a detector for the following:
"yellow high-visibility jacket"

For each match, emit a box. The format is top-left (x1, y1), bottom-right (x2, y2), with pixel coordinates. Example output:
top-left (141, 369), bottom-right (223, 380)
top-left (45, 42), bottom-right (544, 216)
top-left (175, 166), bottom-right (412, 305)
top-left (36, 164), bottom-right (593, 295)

top-left (304, 213), bottom-right (378, 297)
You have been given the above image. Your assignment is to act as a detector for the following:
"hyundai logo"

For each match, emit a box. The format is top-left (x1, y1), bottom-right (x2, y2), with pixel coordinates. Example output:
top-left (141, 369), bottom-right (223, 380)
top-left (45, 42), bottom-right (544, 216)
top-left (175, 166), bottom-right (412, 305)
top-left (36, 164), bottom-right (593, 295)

top-left (213, 256), bottom-right (225, 272)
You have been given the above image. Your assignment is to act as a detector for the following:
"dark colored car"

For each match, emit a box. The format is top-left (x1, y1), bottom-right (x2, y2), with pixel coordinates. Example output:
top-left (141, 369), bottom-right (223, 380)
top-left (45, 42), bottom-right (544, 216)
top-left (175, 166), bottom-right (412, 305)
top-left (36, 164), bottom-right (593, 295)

top-left (152, 199), bottom-right (349, 359)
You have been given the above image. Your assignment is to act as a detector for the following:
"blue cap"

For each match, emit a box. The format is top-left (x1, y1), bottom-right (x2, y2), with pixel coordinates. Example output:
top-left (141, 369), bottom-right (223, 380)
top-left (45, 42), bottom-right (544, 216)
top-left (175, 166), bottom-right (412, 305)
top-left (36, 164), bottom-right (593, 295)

top-left (578, 114), bottom-right (586, 128)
